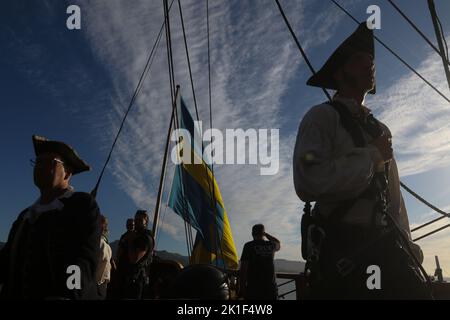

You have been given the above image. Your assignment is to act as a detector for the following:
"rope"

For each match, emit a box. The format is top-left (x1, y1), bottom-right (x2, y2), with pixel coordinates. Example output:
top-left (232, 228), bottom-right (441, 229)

top-left (387, 0), bottom-right (450, 66)
top-left (154, 136), bottom-right (175, 249)
top-left (414, 224), bottom-right (450, 242)
top-left (205, 0), bottom-right (227, 270)
top-left (206, 0), bottom-right (218, 268)
top-left (400, 181), bottom-right (450, 236)
top-left (178, 0), bottom-right (201, 121)
top-left (164, 0), bottom-right (193, 256)
top-left (164, 0), bottom-right (176, 105)
top-left (385, 212), bottom-right (434, 294)
top-left (400, 182), bottom-right (450, 218)
top-left (164, 0), bottom-right (193, 258)
top-left (176, 0), bottom-right (223, 266)
top-left (155, 203), bottom-right (168, 249)
top-left (184, 220), bottom-right (192, 260)
top-left (330, 0), bottom-right (450, 105)
top-left (171, 91), bottom-right (194, 255)
top-left (436, 11), bottom-right (449, 62)
top-left (90, 0), bottom-right (174, 198)
top-left (177, 0), bottom-right (201, 258)
top-left (411, 215), bottom-right (446, 233)
top-left (274, 0), bottom-right (332, 101)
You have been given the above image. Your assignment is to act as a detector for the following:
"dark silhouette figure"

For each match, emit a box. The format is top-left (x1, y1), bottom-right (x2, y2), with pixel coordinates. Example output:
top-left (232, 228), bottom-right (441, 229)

top-left (294, 23), bottom-right (431, 299)
top-left (0, 135), bottom-right (101, 299)
top-left (116, 218), bottom-right (135, 266)
top-left (239, 224), bottom-right (280, 300)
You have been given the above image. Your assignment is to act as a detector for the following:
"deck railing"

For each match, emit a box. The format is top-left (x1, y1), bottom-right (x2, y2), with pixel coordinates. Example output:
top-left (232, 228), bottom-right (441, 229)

top-left (276, 272), bottom-right (307, 300)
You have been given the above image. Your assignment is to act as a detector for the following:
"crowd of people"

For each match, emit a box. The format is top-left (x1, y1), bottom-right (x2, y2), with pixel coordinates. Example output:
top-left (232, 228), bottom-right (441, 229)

top-left (0, 135), bottom-right (279, 300)
top-left (0, 22), bottom-right (433, 300)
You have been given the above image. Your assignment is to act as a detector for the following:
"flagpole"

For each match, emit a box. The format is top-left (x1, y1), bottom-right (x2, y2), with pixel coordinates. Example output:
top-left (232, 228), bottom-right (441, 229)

top-left (152, 85), bottom-right (180, 239)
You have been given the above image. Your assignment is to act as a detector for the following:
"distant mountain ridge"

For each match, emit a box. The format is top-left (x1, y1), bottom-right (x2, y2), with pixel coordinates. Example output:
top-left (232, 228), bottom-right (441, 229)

top-left (0, 240), bottom-right (304, 273)
top-left (4, 240), bottom-right (450, 279)
top-left (108, 240), bottom-right (305, 273)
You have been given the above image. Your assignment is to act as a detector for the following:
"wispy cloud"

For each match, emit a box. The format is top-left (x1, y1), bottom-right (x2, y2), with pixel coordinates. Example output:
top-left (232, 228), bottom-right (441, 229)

top-left (411, 215), bottom-right (450, 276)
top-left (10, 0), bottom-right (450, 267)
top-left (76, 0), bottom-right (350, 258)
top-left (370, 36), bottom-right (450, 177)
top-left (13, 0), bottom-right (450, 264)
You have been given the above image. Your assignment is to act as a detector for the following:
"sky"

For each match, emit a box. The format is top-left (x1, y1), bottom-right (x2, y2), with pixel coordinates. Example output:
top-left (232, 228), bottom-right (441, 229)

top-left (1, 0), bottom-right (450, 277)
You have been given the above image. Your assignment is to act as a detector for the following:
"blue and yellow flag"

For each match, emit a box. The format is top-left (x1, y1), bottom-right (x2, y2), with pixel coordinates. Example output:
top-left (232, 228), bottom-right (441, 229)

top-left (168, 97), bottom-right (238, 270)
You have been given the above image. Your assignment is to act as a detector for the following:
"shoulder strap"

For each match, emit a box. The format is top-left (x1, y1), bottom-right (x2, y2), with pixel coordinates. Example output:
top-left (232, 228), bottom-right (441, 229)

top-left (328, 100), bottom-right (366, 148)
top-left (323, 101), bottom-right (375, 225)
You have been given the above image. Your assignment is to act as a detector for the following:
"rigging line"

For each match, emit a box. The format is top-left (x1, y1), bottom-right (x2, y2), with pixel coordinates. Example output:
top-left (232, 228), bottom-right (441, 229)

top-left (91, 0), bottom-right (174, 198)
top-left (155, 203), bottom-right (167, 248)
top-left (179, 0), bottom-right (219, 263)
top-left (151, 89), bottom-right (178, 238)
top-left (206, 0), bottom-right (217, 266)
top-left (413, 223), bottom-right (450, 242)
top-left (188, 223), bottom-right (194, 260)
top-left (166, 0), bottom-right (194, 254)
top-left (207, 0), bottom-right (213, 132)
top-left (184, 221), bottom-right (192, 260)
top-left (177, 0), bottom-right (203, 254)
top-left (330, 0), bottom-right (450, 105)
top-left (164, 0), bottom-right (189, 251)
top-left (436, 13), bottom-right (449, 61)
top-left (274, 0), bottom-right (332, 101)
top-left (401, 181), bottom-right (450, 234)
top-left (206, 0), bottom-right (226, 269)
top-left (400, 182), bottom-right (450, 218)
top-left (172, 92), bottom-right (194, 254)
top-left (178, 0), bottom-right (200, 122)
top-left (169, 76), bottom-right (194, 254)
top-left (155, 139), bottom-right (175, 249)
top-left (179, 0), bottom-right (221, 265)
top-left (386, 0), bottom-right (450, 66)
top-left (411, 215), bottom-right (446, 233)
top-left (179, 0), bottom-right (216, 261)
top-left (385, 212), bottom-right (434, 292)
top-left (164, 0), bottom-right (176, 105)
top-left (155, 203), bottom-right (169, 249)
top-left (151, 0), bottom-right (180, 239)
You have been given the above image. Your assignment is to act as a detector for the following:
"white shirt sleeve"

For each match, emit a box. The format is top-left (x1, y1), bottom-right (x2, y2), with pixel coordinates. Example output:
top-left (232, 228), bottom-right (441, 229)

top-left (293, 104), bottom-right (382, 202)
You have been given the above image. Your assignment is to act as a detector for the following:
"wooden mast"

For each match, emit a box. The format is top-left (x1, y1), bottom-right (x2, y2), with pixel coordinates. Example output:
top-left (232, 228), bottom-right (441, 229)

top-left (152, 85), bottom-right (180, 239)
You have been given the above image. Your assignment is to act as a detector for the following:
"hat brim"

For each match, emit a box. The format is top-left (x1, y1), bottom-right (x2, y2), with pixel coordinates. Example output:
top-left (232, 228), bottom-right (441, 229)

top-left (32, 135), bottom-right (91, 175)
top-left (307, 23), bottom-right (376, 95)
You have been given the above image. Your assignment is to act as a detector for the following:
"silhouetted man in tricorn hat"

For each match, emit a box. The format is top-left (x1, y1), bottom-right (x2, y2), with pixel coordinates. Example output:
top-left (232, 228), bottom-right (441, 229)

top-left (293, 23), bottom-right (431, 299)
top-left (0, 135), bottom-right (101, 299)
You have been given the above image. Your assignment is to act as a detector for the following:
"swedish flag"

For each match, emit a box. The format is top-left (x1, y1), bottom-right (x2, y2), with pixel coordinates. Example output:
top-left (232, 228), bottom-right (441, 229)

top-left (168, 97), bottom-right (238, 270)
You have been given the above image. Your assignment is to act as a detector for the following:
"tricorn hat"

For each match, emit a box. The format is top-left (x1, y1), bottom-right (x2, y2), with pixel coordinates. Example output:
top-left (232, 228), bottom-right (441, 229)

top-left (307, 22), bottom-right (376, 94)
top-left (32, 135), bottom-right (91, 175)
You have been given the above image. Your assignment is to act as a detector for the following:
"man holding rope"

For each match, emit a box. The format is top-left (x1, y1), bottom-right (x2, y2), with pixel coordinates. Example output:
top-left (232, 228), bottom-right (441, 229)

top-left (293, 23), bottom-right (431, 299)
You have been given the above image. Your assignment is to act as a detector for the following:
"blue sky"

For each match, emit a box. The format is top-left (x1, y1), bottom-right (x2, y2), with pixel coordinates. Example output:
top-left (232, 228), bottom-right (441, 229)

top-left (1, 0), bottom-right (450, 275)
